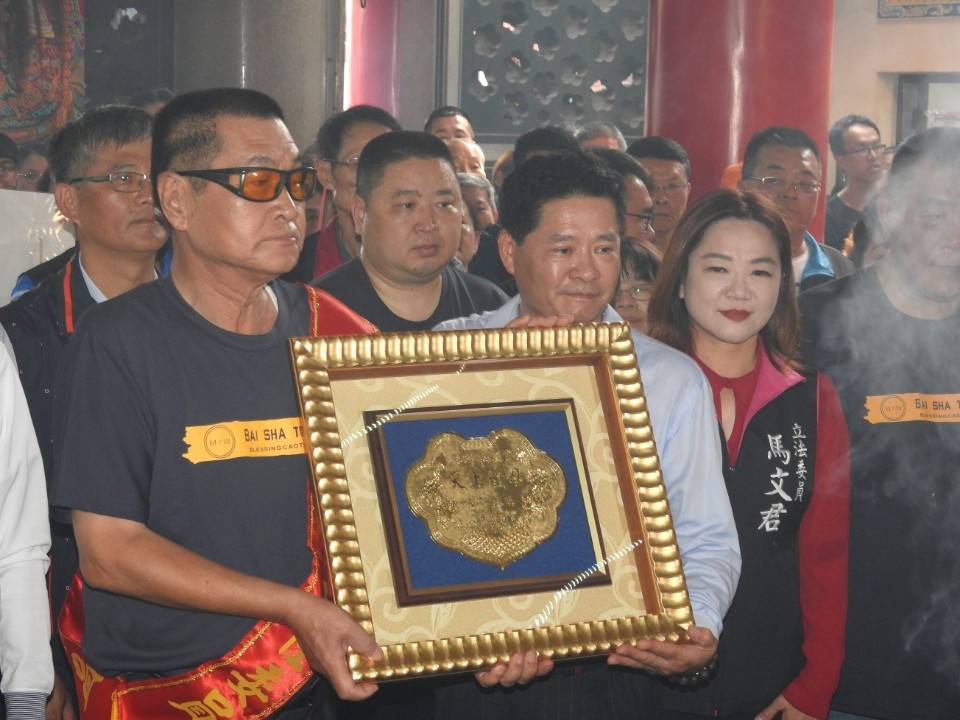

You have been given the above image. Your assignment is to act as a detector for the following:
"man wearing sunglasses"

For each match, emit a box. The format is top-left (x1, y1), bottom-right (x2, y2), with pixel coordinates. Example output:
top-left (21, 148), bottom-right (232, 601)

top-left (51, 88), bottom-right (382, 719)
top-left (0, 103), bottom-right (169, 720)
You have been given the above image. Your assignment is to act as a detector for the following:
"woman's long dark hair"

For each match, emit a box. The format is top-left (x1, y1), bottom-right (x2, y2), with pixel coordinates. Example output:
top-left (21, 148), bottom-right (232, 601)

top-left (647, 189), bottom-right (802, 373)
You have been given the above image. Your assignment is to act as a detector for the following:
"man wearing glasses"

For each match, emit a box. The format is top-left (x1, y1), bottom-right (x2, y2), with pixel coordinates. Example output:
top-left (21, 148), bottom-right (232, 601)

top-left (14, 144), bottom-right (50, 193)
top-left (589, 147), bottom-right (658, 256)
top-left (627, 136), bottom-right (692, 251)
top-left (825, 115), bottom-right (886, 251)
top-left (0, 103), bottom-right (168, 720)
top-left (740, 126), bottom-right (852, 293)
top-left (51, 89), bottom-right (383, 719)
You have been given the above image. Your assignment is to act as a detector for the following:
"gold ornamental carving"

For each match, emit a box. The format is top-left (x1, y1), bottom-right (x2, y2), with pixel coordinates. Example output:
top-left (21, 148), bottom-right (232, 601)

top-left (405, 429), bottom-right (566, 569)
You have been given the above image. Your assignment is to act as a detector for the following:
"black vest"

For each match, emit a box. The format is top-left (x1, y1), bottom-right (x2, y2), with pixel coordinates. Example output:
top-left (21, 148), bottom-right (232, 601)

top-left (662, 376), bottom-right (818, 717)
top-left (0, 254), bottom-right (95, 491)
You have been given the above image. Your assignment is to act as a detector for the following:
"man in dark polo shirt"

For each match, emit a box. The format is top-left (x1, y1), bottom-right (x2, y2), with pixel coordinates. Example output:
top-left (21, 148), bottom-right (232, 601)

top-left (314, 131), bottom-right (506, 333)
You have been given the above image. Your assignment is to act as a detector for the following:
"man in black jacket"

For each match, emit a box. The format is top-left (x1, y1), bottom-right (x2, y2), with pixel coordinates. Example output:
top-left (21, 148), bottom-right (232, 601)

top-left (0, 104), bottom-right (167, 719)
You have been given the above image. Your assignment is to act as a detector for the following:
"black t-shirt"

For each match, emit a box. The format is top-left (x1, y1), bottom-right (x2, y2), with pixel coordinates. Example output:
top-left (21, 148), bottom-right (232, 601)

top-left (52, 278), bottom-right (317, 676)
top-left (313, 257), bottom-right (507, 332)
top-left (824, 194), bottom-right (861, 251)
top-left (801, 269), bottom-right (960, 720)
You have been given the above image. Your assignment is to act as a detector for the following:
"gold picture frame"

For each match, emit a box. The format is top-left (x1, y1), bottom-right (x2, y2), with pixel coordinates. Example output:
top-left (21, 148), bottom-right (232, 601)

top-left (290, 323), bottom-right (692, 682)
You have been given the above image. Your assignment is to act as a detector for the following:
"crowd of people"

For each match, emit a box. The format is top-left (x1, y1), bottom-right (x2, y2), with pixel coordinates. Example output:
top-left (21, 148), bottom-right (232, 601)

top-left (0, 88), bottom-right (957, 720)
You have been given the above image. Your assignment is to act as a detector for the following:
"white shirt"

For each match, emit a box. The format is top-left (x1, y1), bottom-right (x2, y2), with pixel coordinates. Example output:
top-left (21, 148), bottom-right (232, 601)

top-left (0, 347), bottom-right (54, 710)
top-left (792, 242), bottom-right (810, 286)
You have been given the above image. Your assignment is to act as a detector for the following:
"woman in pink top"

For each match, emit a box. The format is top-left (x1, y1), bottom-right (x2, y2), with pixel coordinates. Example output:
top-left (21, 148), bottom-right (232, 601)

top-left (648, 189), bottom-right (850, 720)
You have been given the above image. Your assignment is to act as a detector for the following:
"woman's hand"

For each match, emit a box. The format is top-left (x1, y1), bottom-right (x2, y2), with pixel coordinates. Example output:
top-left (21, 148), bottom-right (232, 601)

top-left (756, 694), bottom-right (819, 720)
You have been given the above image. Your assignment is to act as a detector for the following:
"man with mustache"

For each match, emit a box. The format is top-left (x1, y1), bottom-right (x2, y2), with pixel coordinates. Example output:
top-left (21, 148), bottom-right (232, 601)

top-left (313, 131), bottom-right (506, 332)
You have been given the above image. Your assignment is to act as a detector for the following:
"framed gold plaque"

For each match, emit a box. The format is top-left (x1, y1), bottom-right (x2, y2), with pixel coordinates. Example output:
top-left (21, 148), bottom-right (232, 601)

top-left (290, 323), bottom-right (692, 682)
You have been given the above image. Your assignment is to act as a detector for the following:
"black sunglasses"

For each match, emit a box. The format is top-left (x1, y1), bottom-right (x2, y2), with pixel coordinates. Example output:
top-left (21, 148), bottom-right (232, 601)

top-left (175, 166), bottom-right (318, 202)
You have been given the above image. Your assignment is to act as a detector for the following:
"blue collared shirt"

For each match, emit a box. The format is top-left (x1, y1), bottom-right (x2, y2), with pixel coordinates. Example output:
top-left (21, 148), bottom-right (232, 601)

top-left (800, 231), bottom-right (837, 284)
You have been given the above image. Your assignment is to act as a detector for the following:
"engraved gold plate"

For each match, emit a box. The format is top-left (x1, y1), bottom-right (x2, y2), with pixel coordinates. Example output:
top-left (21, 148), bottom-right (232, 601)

top-left (290, 323), bottom-right (692, 682)
top-left (405, 429), bottom-right (566, 569)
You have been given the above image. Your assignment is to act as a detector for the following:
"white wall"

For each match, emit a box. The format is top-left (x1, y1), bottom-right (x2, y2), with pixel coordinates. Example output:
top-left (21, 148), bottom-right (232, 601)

top-left (830, 0), bottom-right (960, 173)
top-left (0, 191), bottom-right (74, 301)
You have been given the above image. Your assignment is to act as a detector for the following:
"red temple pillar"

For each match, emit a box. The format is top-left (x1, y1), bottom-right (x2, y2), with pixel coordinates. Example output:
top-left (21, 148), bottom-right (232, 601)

top-left (646, 0), bottom-right (834, 232)
top-left (345, 0), bottom-right (400, 114)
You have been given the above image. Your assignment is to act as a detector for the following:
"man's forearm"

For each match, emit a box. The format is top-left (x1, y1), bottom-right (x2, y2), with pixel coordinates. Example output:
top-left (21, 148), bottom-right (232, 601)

top-left (71, 509), bottom-right (384, 701)
top-left (72, 510), bottom-right (306, 625)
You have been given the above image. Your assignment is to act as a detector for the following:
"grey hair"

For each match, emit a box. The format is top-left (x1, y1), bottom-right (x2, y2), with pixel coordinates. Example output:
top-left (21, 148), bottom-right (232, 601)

top-left (456, 171), bottom-right (497, 215)
top-left (48, 105), bottom-right (153, 184)
top-left (576, 121), bottom-right (627, 151)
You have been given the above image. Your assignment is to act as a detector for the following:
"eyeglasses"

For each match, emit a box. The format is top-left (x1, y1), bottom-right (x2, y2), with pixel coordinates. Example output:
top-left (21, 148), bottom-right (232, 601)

top-left (18, 171), bottom-right (41, 183)
top-left (0, 163), bottom-right (18, 177)
top-left (649, 182), bottom-right (689, 197)
top-left (624, 211), bottom-right (654, 231)
top-left (745, 176), bottom-right (821, 195)
top-left (326, 157), bottom-right (360, 169)
top-left (838, 144), bottom-right (886, 158)
top-left (69, 171), bottom-right (150, 193)
top-left (175, 166), bottom-right (318, 202)
top-left (616, 283), bottom-right (653, 301)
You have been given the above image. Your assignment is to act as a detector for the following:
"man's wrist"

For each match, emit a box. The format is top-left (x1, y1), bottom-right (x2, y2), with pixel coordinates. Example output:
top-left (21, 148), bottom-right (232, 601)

top-left (670, 652), bottom-right (718, 686)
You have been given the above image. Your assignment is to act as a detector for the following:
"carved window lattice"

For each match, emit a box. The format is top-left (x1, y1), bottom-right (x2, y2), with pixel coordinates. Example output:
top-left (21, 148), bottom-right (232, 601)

top-left (459, 0), bottom-right (648, 143)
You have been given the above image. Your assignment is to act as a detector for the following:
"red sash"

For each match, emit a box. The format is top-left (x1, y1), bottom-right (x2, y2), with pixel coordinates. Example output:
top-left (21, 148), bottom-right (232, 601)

top-left (58, 285), bottom-right (373, 719)
top-left (302, 283), bottom-right (378, 336)
top-left (60, 487), bottom-right (326, 720)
